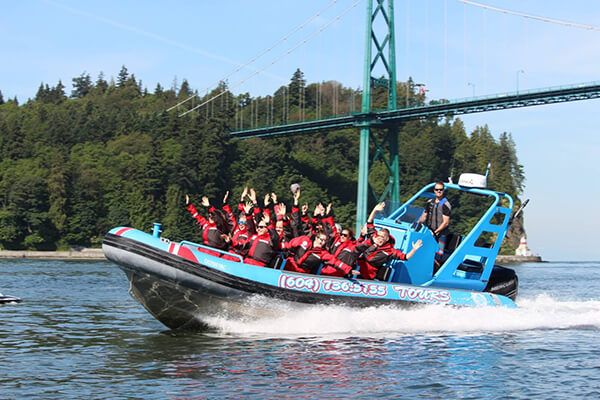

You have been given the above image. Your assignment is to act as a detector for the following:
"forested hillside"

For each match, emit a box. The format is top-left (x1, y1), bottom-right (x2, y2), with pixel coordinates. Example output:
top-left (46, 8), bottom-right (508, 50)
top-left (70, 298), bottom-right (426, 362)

top-left (0, 66), bottom-right (525, 252)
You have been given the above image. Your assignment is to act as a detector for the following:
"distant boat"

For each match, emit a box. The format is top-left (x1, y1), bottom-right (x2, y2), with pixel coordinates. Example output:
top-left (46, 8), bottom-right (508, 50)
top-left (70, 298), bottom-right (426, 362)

top-left (0, 293), bottom-right (22, 304)
top-left (103, 174), bottom-right (518, 330)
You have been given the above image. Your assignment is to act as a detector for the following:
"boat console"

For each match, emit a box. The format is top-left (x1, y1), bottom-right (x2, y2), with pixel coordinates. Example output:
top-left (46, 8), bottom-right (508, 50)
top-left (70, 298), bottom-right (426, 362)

top-left (375, 174), bottom-right (515, 296)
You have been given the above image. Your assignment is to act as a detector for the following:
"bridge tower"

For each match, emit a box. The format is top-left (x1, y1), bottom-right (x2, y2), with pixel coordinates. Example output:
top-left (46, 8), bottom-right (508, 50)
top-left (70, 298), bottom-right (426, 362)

top-left (356, 0), bottom-right (400, 232)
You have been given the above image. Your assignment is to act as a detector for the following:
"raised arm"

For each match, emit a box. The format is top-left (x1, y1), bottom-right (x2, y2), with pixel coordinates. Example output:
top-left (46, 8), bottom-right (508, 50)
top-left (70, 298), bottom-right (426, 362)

top-left (368, 202), bottom-right (386, 223)
top-left (404, 239), bottom-right (423, 260)
top-left (185, 194), bottom-right (208, 226)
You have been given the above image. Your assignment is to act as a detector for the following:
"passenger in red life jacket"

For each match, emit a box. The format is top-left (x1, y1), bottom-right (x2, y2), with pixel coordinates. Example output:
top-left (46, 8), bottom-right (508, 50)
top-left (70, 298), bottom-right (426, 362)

top-left (243, 215), bottom-right (280, 267)
top-left (329, 227), bottom-right (360, 270)
top-left (220, 190), bottom-right (236, 234)
top-left (296, 196), bottom-right (325, 237)
top-left (299, 203), bottom-right (312, 236)
top-left (356, 202), bottom-right (423, 280)
top-left (282, 233), bottom-right (358, 277)
top-left (244, 187), bottom-right (270, 231)
top-left (318, 203), bottom-right (360, 270)
top-left (185, 194), bottom-right (231, 257)
top-left (311, 203), bottom-right (329, 239)
top-left (231, 201), bottom-right (254, 257)
top-left (289, 188), bottom-right (305, 238)
top-left (273, 202), bottom-right (293, 244)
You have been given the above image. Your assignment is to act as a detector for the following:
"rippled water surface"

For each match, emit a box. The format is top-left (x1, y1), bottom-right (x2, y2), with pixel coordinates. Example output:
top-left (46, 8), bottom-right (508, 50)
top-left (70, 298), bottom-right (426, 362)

top-left (2, 260), bottom-right (600, 399)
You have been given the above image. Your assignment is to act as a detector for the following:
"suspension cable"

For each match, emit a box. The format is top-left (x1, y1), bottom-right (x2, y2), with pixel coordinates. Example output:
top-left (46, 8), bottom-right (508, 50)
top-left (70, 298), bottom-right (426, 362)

top-left (179, 0), bottom-right (362, 117)
top-left (460, 0), bottom-right (600, 32)
top-left (167, 0), bottom-right (341, 112)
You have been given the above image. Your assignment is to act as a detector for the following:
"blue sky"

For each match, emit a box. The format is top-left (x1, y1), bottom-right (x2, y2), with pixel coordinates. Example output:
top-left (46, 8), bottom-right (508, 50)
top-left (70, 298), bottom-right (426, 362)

top-left (1, 1), bottom-right (599, 260)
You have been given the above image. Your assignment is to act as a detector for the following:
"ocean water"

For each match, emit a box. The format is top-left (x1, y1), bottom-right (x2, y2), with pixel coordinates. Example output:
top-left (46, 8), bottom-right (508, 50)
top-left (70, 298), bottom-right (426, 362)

top-left (1, 260), bottom-right (600, 399)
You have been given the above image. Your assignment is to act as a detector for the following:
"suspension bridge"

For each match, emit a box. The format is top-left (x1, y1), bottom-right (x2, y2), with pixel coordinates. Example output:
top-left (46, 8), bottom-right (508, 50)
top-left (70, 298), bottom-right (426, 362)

top-left (170, 0), bottom-right (600, 232)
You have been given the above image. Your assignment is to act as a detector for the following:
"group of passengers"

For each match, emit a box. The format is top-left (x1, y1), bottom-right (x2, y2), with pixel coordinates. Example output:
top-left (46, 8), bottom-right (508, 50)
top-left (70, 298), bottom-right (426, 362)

top-left (185, 187), bottom-right (423, 281)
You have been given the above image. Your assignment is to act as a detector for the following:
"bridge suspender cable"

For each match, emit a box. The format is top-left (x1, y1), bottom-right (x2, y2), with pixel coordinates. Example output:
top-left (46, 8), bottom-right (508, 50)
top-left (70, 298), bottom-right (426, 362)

top-left (178, 0), bottom-right (362, 118)
top-left (167, 0), bottom-right (341, 113)
top-left (168, 0), bottom-right (339, 112)
top-left (460, 0), bottom-right (600, 32)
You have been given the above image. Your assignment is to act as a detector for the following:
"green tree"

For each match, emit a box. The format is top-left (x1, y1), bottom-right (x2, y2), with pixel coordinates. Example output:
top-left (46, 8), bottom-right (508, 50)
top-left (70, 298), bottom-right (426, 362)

top-left (35, 83), bottom-right (50, 102)
top-left (117, 65), bottom-right (129, 87)
top-left (95, 72), bottom-right (108, 94)
top-left (288, 68), bottom-right (306, 107)
top-left (72, 72), bottom-right (93, 98)
top-left (51, 80), bottom-right (67, 104)
top-left (178, 79), bottom-right (192, 100)
top-left (154, 83), bottom-right (164, 95)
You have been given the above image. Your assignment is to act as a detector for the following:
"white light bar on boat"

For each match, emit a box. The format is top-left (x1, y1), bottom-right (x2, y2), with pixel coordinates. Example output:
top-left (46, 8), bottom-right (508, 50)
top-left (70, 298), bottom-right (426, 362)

top-left (458, 173), bottom-right (487, 188)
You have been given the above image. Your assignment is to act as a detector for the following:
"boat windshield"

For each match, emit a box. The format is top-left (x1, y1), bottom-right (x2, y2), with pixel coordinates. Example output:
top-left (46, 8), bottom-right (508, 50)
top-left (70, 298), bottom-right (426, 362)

top-left (395, 204), bottom-right (425, 224)
top-left (394, 192), bottom-right (434, 224)
top-left (391, 185), bottom-right (501, 240)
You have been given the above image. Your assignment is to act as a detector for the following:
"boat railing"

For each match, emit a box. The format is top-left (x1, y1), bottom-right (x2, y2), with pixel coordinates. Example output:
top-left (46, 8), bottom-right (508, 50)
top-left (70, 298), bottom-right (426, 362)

top-left (425, 191), bottom-right (514, 291)
top-left (179, 240), bottom-right (244, 262)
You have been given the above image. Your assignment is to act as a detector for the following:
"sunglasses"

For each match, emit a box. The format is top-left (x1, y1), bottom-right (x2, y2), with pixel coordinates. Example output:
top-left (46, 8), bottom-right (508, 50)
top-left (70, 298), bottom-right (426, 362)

top-left (316, 236), bottom-right (327, 241)
top-left (340, 232), bottom-right (349, 237)
top-left (434, 188), bottom-right (444, 192)
top-left (258, 225), bottom-right (267, 229)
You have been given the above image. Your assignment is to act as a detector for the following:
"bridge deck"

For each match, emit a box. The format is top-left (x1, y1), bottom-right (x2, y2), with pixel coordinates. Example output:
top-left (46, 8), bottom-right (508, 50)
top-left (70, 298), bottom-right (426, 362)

top-left (230, 81), bottom-right (600, 139)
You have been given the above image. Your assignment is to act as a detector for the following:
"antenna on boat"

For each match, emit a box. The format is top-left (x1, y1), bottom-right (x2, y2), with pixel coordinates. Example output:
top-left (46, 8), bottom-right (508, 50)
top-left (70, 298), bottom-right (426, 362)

top-left (484, 162), bottom-right (491, 177)
top-left (509, 199), bottom-right (529, 226)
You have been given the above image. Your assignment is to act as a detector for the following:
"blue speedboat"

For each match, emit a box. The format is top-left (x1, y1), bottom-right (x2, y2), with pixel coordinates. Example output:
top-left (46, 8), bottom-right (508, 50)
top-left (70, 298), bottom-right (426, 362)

top-left (103, 174), bottom-right (518, 330)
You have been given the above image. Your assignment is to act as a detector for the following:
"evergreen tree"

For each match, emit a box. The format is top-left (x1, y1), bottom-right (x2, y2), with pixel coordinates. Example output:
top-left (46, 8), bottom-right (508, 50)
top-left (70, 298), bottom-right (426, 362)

top-left (72, 72), bottom-right (93, 98)
top-left (162, 184), bottom-right (193, 241)
top-left (0, 90), bottom-right (4, 105)
top-left (119, 73), bottom-right (142, 97)
top-left (178, 79), bottom-right (192, 99)
top-left (51, 80), bottom-right (67, 103)
top-left (117, 65), bottom-right (129, 87)
top-left (288, 68), bottom-right (306, 107)
top-left (35, 83), bottom-right (50, 102)
top-left (47, 155), bottom-right (68, 237)
top-left (95, 72), bottom-right (108, 94)
top-left (498, 132), bottom-right (524, 194)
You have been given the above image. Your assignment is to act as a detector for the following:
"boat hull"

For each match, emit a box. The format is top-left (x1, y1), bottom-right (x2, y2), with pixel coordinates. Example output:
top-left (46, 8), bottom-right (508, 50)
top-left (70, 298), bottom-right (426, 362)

top-left (0, 294), bottom-right (22, 304)
top-left (103, 228), bottom-right (517, 330)
top-left (104, 241), bottom-right (324, 330)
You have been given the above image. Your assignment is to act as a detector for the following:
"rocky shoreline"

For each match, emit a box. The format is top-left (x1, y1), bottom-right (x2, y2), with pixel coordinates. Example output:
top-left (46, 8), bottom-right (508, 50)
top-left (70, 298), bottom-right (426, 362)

top-left (0, 249), bottom-right (543, 263)
top-left (496, 255), bottom-right (543, 263)
top-left (0, 248), bottom-right (105, 260)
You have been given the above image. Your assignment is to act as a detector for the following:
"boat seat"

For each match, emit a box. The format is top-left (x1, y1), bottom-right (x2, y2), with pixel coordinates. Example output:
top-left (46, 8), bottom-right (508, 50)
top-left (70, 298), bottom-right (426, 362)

top-left (271, 255), bottom-right (286, 270)
top-left (375, 265), bottom-right (395, 282)
top-left (315, 263), bottom-right (324, 275)
top-left (433, 233), bottom-right (463, 274)
top-left (457, 259), bottom-right (484, 273)
top-left (444, 233), bottom-right (462, 253)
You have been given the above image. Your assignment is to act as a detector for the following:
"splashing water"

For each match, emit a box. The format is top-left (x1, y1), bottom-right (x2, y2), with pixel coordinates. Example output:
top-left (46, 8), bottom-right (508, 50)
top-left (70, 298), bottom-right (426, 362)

top-left (201, 294), bottom-right (600, 337)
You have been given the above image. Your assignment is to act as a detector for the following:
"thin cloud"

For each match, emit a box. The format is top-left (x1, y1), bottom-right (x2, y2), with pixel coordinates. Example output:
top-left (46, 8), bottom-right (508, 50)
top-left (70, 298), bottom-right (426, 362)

top-left (41, 0), bottom-right (285, 82)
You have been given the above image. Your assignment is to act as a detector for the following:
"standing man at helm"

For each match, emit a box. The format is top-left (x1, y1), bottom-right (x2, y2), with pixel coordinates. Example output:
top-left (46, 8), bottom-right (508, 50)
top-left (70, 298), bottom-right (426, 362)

top-left (419, 182), bottom-right (451, 257)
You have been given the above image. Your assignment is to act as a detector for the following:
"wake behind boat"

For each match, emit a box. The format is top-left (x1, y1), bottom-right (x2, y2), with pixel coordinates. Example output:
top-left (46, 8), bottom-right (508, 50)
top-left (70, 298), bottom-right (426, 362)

top-left (103, 174), bottom-right (519, 330)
